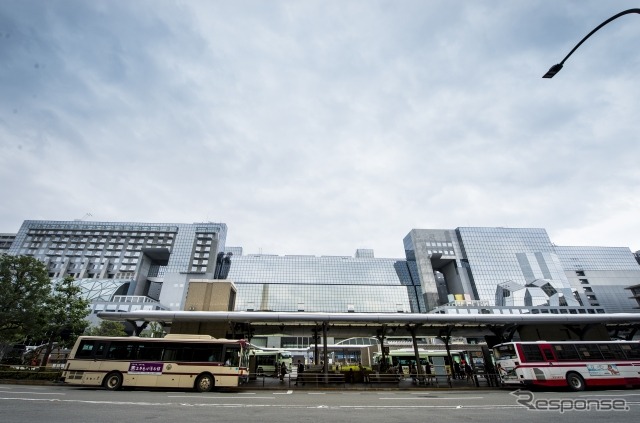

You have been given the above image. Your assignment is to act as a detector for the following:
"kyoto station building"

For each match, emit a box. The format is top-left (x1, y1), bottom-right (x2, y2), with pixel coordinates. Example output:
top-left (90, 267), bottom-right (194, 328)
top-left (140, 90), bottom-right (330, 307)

top-left (6, 220), bottom-right (640, 348)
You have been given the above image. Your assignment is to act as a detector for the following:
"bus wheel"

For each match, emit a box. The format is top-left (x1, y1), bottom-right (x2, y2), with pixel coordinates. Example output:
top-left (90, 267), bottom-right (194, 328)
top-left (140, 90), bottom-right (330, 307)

top-left (566, 372), bottom-right (585, 392)
top-left (103, 372), bottom-right (123, 391)
top-left (195, 373), bottom-right (214, 392)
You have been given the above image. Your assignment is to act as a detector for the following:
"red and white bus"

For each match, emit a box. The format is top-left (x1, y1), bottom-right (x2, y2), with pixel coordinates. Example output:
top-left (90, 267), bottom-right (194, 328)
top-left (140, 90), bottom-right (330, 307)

top-left (493, 340), bottom-right (640, 391)
top-left (62, 334), bottom-right (249, 392)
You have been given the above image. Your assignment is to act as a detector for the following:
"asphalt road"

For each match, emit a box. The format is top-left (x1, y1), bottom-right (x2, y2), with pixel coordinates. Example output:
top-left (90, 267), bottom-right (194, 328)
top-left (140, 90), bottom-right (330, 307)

top-left (1, 383), bottom-right (639, 423)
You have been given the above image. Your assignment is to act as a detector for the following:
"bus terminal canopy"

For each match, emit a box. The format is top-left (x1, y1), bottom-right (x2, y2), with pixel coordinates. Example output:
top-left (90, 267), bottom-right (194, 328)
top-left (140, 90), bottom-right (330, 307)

top-left (97, 311), bottom-right (640, 340)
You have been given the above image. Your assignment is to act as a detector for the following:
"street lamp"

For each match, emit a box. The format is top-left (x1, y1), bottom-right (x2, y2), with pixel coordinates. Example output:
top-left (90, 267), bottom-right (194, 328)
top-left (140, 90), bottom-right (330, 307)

top-left (543, 8), bottom-right (640, 78)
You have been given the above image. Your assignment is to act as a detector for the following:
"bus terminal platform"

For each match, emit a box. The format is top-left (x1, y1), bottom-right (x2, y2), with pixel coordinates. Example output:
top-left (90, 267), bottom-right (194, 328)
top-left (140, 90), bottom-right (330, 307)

top-left (242, 370), bottom-right (501, 391)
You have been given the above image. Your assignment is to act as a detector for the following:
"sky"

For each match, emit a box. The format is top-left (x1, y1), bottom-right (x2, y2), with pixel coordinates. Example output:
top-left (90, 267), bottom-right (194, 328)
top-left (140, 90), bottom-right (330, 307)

top-left (1, 0), bottom-right (639, 259)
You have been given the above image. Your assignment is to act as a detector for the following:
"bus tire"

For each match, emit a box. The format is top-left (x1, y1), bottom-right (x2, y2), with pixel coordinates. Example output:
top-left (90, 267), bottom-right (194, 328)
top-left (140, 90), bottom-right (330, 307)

top-left (566, 372), bottom-right (585, 392)
top-left (103, 372), bottom-right (123, 391)
top-left (195, 373), bottom-right (214, 392)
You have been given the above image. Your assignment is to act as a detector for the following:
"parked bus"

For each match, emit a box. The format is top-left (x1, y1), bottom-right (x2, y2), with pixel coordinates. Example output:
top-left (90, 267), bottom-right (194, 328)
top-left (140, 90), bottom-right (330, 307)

top-left (373, 349), bottom-right (466, 376)
top-left (62, 334), bottom-right (249, 392)
top-left (493, 340), bottom-right (640, 391)
top-left (250, 349), bottom-right (293, 376)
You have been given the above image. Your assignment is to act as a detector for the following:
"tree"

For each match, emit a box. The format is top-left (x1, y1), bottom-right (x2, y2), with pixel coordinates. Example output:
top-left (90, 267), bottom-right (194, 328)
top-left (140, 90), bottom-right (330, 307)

top-left (44, 276), bottom-right (90, 340)
top-left (84, 320), bottom-right (127, 337)
top-left (0, 255), bottom-right (91, 365)
top-left (0, 254), bottom-right (52, 343)
top-left (140, 321), bottom-right (165, 338)
top-left (38, 276), bottom-right (91, 364)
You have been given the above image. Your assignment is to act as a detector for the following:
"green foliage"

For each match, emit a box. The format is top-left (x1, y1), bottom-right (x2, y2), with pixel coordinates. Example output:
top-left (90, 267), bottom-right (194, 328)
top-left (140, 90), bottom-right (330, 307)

top-left (0, 365), bottom-right (62, 381)
top-left (0, 255), bottom-right (52, 343)
top-left (139, 322), bottom-right (165, 338)
top-left (41, 276), bottom-right (90, 347)
top-left (0, 255), bottom-right (90, 348)
top-left (84, 320), bottom-right (127, 337)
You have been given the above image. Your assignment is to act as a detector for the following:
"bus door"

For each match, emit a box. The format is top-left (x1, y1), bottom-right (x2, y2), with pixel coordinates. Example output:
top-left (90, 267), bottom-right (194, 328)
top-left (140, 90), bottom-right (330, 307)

top-left (81, 341), bottom-right (108, 384)
top-left (537, 344), bottom-right (557, 380)
top-left (95, 342), bottom-right (108, 358)
top-left (91, 341), bottom-right (108, 369)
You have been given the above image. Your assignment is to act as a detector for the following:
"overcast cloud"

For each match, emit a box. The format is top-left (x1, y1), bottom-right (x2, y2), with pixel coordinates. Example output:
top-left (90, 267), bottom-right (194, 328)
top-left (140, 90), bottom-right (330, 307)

top-left (1, 0), bottom-right (639, 258)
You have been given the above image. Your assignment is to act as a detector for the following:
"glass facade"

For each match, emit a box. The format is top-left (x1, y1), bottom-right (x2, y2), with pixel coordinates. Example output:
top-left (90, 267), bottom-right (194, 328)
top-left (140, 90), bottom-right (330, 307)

top-left (225, 254), bottom-right (425, 313)
top-left (7, 220), bottom-right (639, 318)
top-left (555, 246), bottom-right (640, 271)
top-left (555, 246), bottom-right (640, 313)
top-left (455, 227), bottom-right (573, 305)
top-left (0, 233), bottom-right (15, 252)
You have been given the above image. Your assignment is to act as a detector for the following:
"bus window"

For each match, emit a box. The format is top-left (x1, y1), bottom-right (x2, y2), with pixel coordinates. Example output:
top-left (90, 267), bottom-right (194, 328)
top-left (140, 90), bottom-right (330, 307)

top-left (162, 345), bottom-right (179, 362)
top-left (599, 344), bottom-right (626, 360)
top-left (75, 340), bottom-right (96, 358)
top-left (107, 342), bottom-right (134, 360)
top-left (520, 344), bottom-right (544, 362)
top-left (178, 345), bottom-right (222, 362)
top-left (256, 354), bottom-right (275, 367)
top-left (192, 345), bottom-right (214, 362)
top-left (494, 344), bottom-right (517, 360)
top-left (95, 342), bottom-right (107, 358)
top-left (621, 343), bottom-right (640, 360)
top-left (136, 343), bottom-right (164, 361)
top-left (540, 346), bottom-right (555, 361)
top-left (553, 344), bottom-right (580, 361)
top-left (576, 344), bottom-right (604, 361)
top-left (223, 347), bottom-right (239, 366)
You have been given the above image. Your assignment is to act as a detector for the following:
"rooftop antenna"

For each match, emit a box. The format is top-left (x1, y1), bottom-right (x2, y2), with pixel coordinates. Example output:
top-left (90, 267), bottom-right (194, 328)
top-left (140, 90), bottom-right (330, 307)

top-left (74, 212), bottom-right (92, 222)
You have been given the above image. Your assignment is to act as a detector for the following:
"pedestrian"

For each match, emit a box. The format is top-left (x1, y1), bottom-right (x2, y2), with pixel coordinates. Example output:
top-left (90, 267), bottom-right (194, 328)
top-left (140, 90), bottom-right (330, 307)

top-left (409, 363), bottom-right (417, 384)
top-left (279, 361), bottom-right (287, 382)
top-left (294, 359), bottom-right (305, 386)
top-left (453, 361), bottom-right (461, 380)
top-left (464, 361), bottom-right (473, 381)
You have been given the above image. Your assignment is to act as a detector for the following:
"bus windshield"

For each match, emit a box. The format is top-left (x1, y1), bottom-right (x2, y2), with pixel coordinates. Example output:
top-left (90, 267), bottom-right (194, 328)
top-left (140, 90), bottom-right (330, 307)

top-left (493, 344), bottom-right (517, 360)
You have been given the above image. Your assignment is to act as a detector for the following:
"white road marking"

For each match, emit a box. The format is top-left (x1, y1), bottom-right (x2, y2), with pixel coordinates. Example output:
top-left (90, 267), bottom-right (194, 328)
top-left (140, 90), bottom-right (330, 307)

top-left (273, 390), bottom-right (293, 394)
top-left (578, 393), bottom-right (640, 397)
top-left (0, 391), bottom-right (65, 395)
top-left (379, 396), bottom-right (485, 400)
top-left (167, 395), bottom-right (274, 399)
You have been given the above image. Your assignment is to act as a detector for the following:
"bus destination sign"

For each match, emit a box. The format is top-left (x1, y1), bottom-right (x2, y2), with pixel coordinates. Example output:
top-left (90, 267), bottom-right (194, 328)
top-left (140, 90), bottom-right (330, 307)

top-left (128, 362), bottom-right (164, 375)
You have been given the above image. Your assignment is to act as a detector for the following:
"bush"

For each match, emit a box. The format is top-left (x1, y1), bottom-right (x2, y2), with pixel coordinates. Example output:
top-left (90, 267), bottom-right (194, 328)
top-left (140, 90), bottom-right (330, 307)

top-left (0, 365), bottom-right (62, 381)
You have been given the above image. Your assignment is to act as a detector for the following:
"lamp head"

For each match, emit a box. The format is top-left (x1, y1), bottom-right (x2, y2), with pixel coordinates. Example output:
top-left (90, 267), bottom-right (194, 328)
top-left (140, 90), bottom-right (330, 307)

top-left (542, 63), bottom-right (563, 78)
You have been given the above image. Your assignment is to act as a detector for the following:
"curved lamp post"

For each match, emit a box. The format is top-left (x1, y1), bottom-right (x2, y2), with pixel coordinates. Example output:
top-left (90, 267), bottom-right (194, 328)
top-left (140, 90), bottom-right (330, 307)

top-left (543, 8), bottom-right (640, 78)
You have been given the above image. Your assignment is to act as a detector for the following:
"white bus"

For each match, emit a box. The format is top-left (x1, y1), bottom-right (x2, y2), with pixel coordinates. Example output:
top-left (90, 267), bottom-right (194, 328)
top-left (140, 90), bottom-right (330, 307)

top-left (250, 349), bottom-right (293, 376)
top-left (493, 340), bottom-right (640, 391)
top-left (62, 334), bottom-right (249, 392)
